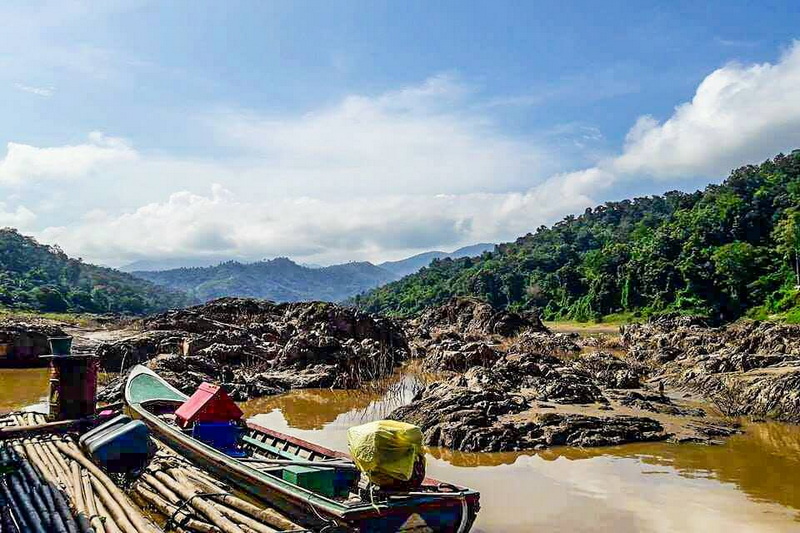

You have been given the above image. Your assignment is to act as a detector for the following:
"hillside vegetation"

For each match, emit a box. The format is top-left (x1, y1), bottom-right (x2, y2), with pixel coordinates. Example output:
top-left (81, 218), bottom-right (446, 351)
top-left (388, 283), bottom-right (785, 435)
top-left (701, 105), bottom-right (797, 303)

top-left (355, 151), bottom-right (800, 322)
top-left (0, 229), bottom-right (191, 314)
top-left (133, 257), bottom-right (397, 303)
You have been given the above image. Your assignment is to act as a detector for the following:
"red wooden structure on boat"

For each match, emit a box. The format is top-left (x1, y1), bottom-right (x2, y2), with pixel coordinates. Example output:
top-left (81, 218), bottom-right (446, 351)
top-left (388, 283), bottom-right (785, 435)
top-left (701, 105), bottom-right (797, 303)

top-left (174, 382), bottom-right (243, 428)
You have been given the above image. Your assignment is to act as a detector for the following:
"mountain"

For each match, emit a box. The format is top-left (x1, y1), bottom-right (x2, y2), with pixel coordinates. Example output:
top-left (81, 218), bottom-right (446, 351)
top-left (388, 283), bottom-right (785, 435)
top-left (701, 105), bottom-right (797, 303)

top-left (378, 243), bottom-right (495, 278)
top-left (0, 229), bottom-right (191, 314)
top-left (132, 257), bottom-right (396, 303)
top-left (119, 256), bottom-right (233, 272)
top-left (354, 151), bottom-right (800, 322)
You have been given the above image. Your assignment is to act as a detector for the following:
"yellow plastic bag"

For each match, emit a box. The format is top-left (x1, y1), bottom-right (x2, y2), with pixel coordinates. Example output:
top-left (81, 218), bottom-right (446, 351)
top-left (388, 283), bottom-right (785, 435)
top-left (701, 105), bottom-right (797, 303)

top-left (347, 420), bottom-right (425, 488)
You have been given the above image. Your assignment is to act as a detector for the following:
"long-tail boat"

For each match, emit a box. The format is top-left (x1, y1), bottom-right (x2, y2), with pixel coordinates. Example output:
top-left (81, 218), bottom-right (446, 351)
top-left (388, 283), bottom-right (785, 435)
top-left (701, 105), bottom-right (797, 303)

top-left (124, 365), bottom-right (480, 532)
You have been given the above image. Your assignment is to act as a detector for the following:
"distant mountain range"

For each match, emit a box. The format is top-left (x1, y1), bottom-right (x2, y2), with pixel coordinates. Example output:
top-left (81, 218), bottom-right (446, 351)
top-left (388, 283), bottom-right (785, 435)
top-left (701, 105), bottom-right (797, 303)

top-left (377, 243), bottom-right (495, 278)
top-left (130, 243), bottom-right (495, 303)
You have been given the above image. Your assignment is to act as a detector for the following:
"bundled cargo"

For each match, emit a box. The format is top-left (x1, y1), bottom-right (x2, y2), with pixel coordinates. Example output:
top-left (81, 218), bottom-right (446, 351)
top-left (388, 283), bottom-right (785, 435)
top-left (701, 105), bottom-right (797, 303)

top-left (347, 420), bottom-right (426, 490)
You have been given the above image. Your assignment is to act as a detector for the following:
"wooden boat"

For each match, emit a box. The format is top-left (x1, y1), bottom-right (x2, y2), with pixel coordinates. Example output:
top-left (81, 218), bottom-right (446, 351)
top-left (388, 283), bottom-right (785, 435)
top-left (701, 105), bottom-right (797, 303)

top-left (124, 365), bottom-right (480, 532)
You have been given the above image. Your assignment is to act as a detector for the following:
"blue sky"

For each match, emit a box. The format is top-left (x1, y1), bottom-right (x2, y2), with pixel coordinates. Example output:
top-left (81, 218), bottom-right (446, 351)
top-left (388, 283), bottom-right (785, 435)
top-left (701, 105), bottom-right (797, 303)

top-left (1, 1), bottom-right (800, 266)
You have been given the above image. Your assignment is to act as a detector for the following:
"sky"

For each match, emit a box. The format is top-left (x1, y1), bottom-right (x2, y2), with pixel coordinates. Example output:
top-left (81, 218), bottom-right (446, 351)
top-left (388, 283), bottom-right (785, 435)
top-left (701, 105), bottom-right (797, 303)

top-left (1, 1), bottom-right (800, 267)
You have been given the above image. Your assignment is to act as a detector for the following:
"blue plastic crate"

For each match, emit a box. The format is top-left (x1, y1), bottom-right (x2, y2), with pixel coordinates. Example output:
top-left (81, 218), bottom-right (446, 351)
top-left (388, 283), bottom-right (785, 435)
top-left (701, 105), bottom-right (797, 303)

top-left (192, 421), bottom-right (247, 457)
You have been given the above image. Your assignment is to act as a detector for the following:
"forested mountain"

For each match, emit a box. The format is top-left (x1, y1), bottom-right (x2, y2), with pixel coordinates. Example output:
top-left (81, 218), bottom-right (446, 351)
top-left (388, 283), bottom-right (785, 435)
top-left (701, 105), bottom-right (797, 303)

top-left (378, 243), bottom-right (495, 278)
top-left (0, 229), bottom-right (191, 314)
top-left (132, 257), bottom-right (397, 303)
top-left (355, 151), bottom-right (800, 322)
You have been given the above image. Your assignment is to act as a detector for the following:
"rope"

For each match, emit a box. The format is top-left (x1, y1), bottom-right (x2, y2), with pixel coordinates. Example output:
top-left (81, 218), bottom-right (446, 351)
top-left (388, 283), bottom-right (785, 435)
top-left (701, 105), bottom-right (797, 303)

top-left (305, 492), bottom-right (339, 532)
top-left (163, 491), bottom-right (228, 531)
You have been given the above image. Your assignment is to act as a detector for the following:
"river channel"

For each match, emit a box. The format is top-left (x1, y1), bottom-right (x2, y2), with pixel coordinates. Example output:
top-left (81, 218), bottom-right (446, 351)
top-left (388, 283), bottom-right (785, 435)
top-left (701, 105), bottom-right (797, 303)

top-left (240, 372), bottom-right (800, 533)
top-left (2, 367), bottom-right (799, 532)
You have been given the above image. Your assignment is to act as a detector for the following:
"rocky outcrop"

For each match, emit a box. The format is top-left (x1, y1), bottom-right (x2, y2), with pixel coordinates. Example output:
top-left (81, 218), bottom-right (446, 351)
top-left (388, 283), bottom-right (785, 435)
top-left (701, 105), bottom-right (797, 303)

top-left (622, 316), bottom-right (800, 423)
top-left (0, 320), bottom-right (66, 364)
top-left (96, 298), bottom-right (409, 401)
top-left (506, 330), bottom-right (582, 356)
top-left (388, 359), bottom-right (671, 452)
top-left (414, 297), bottom-right (547, 338)
top-left (385, 343), bottom-right (733, 452)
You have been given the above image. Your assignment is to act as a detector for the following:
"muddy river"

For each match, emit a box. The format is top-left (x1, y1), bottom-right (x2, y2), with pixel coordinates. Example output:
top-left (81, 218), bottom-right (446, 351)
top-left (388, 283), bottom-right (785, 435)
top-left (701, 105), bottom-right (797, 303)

top-left (240, 373), bottom-right (800, 533)
top-left (2, 367), bottom-right (799, 532)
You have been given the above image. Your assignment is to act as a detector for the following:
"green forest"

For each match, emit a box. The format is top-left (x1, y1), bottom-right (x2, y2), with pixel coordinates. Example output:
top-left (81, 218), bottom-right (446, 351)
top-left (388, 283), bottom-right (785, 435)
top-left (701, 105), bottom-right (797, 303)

top-left (0, 229), bottom-right (191, 314)
top-left (354, 151), bottom-right (800, 323)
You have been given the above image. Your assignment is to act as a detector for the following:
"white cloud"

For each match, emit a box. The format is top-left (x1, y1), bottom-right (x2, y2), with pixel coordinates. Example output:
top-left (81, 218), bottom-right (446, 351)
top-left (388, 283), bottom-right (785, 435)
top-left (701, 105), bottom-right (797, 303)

top-left (0, 202), bottom-right (36, 229)
top-left (0, 132), bottom-right (137, 185)
top-left (16, 42), bottom-right (800, 266)
top-left (537, 41), bottom-right (800, 200)
top-left (210, 73), bottom-right (553, 198)
top-left (14, 83), bottom-right (54, 97)
top-left (613, 41), bottom-right (800, 179)
top-left (40, 182), bottom-right (591, 266)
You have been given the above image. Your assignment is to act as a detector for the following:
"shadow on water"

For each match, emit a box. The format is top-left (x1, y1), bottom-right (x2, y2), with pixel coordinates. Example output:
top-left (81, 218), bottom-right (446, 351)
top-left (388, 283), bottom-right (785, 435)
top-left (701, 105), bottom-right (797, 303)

top-left (241, 368), bottom-right (800, 532)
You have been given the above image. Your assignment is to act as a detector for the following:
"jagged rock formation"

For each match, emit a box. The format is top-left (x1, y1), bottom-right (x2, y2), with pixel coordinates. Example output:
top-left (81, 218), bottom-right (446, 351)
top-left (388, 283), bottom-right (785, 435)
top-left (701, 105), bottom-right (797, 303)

top-left (389, 346), bottom-right (733, 452)
top-left (622, 316), bottom-right (800, 422)
top-left (414, 297), bottom-right (546, 338)
top-left (0, 319), bottom-right (66, 364)
top-left (97, 298), bottom-right (409, 401)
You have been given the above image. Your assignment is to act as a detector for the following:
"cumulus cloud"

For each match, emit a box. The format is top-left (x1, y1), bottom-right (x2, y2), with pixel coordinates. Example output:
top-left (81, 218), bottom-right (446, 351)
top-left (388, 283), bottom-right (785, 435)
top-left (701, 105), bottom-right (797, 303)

top-left (41, 181), bottom-right (592, 266)
top-left (0, 132), bottom-right (137, 185)
top-left (0, 203), bottom-right (36, 229)
top-left (535, 41), bottom-right (800, 200)
top-left (18, 43), bottom-right (800, 265)
top-left (613, 41), bottom-right (800, 179)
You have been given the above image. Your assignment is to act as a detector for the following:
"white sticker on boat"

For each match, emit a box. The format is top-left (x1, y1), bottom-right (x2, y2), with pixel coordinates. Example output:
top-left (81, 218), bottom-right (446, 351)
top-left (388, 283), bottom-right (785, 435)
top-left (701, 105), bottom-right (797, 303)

top-left (399, 513), bottom-right (434, 532)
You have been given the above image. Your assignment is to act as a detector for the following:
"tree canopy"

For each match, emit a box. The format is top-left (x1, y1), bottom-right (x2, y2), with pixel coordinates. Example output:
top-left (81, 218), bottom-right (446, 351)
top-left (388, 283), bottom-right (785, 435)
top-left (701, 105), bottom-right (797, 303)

top-left (354, 151), bottom-right (800, 322)
top-left (0, 229), bottom-right (191, 314)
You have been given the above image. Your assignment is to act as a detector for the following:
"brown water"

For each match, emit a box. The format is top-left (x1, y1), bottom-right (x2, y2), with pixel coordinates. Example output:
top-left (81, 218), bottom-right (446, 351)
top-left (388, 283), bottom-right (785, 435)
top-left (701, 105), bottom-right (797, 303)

top-left (2, 365), bottom-right (798, 531)
top-left (0, 367), bottom-right (50, 413)
top-left (241, 373), bottom-right (800, 533)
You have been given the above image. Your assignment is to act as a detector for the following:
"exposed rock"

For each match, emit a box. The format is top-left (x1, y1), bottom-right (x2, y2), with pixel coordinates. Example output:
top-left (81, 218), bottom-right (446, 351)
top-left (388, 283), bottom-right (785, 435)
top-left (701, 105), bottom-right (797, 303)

top-left (506, 331), bottom-right (582, 356)
top-left (96, 298), bottom-right (409, 402)
top-left (389, 373), bottom-right (669, 452)
top-left (420, 337), bottom-right (502, 372)
top-left (0, 320), bottom-right (66, 363)
top-left (570, 351), bottom-right (644, 389)
top-left (415, 297), bottom-right (547, 338)
top-left (622, 316), bottom-right (800, 423)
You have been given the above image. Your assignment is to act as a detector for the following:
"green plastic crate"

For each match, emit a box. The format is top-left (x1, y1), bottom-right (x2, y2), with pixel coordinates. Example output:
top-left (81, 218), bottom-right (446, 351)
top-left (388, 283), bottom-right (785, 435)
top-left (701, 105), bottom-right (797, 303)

top-left (282, 465), bottom-right (336, 498)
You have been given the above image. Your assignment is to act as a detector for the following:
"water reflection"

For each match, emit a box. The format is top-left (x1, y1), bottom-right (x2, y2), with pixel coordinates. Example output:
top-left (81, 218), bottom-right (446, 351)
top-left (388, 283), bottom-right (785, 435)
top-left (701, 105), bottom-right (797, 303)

top-left (240, 372), bottom-right (800, 532)
top-left (0, 368), bottom-right (49, 413)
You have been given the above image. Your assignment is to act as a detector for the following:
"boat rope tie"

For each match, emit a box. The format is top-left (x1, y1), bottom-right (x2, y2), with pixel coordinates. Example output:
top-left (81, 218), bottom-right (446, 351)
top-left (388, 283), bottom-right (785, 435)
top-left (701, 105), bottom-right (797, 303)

top-left (305, 492), bottom-right (340, 532)
top-left (164, 491), bottom-right (229, 531)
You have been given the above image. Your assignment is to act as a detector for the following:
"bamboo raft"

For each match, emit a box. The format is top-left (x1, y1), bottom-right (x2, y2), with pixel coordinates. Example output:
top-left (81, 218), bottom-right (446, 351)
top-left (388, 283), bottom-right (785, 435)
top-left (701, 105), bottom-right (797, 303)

top-left (0, 412), bottom-right (309, 533)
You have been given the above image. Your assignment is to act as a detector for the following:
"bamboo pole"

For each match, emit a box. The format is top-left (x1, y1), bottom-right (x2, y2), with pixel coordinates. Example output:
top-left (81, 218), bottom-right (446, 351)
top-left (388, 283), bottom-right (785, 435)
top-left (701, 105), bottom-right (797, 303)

top-left (153, 470), bottom-right (245, 533)
top-left (82, 471), bottom-right (107, 533)
top-left (134, 483), bottom-right (220, 533)
top-left (90, 476), bottom-right (139, 533)
top-left (19, 439), bottom-right (59, 487)
top-left (209, 500), bottom-right (276, 533)
top-left (38, 440), bottom-right (75, 499)
top-left (54, 440), bottom-right (160, 533)
top-left (95, 496), bottom-right (123, 533)
top-left (180, 470), bottom-right (300, 531)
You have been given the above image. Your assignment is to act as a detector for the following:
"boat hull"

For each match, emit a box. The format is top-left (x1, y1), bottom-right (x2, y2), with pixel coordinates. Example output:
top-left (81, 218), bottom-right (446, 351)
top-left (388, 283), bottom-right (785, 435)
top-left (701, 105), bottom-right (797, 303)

top-left (124, 366), bottom-right (479, 532)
